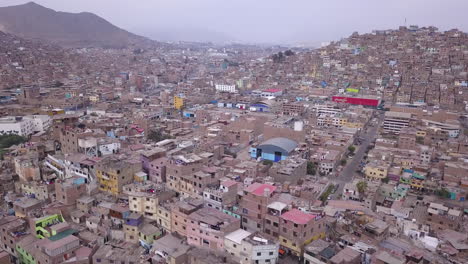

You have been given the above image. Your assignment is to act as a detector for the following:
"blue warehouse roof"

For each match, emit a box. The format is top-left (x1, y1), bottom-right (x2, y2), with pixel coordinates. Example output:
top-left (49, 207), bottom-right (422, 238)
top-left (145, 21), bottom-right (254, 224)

top-left (257, 137), bottom-right (298, 154)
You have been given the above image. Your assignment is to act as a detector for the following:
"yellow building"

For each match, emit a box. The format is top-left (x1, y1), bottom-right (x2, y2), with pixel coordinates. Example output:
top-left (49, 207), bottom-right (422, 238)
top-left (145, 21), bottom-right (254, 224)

top-left (124, 183), bottom-right (175, 221)
top-left (156, 204), bottom-right (173, 232)
top-left (333, 117), bottom-right (348, 127)
top-left (174, 96), bottom-right (184, 110)
top-left (279, 232), bottom-right (325, 257)
top-left (96, 158), bottom-right (141, 196)
top-left (416, 130), bottom-right (426, 138)
top-left (344, 121), bottom-right (364, 129)
top-left (364, 162), bottom-right (389, 181)
top-left (89, 95), bottom-right (99, 103)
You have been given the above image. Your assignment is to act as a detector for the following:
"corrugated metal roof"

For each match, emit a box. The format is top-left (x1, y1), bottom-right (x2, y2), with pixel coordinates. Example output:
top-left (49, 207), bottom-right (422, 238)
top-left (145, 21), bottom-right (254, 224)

top-left (258, 137), bottom-right (298, 153)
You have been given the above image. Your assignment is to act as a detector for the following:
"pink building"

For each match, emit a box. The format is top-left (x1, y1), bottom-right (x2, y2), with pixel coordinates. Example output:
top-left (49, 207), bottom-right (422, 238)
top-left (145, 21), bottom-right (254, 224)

top-left (187, 207), bottom-right (240, 250)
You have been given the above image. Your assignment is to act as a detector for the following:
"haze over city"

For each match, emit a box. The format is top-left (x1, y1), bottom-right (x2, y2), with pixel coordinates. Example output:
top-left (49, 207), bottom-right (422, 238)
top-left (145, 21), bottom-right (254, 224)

top-left (1, 0), bottom-right (468, 45)
top-left (1, 1), bottom-right (468, 264)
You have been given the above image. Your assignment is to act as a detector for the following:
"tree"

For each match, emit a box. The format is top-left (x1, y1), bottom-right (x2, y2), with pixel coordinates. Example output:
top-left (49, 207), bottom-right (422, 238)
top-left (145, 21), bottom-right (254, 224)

top-left (436, 188), bottom-right (450, 198)
top-left (340, 159), bottom-right (347, 166)
top-left (284, 50), bottom-right (295, 56)
top-left (147, 130), bottom-right (171, 143)
top-left (307, 161), bottom-right (316, 175)
top-left (0, 134), bottom-right (27, 159)
top-left (319, 184), bottom-right (335, 202)
top-left (356, 181), bottom-right (368, 194)
top-left (348, 145), bottom-right (356, 154)
top-left (272, 51), bottom-right (286, 63)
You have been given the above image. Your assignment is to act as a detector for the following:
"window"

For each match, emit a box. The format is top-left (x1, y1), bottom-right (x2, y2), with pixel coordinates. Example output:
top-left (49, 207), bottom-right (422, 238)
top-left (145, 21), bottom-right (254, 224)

top-left (269, 252), bottom-right (274, 256)
top-left (257, 252), bottom-right (261, 256)
top-left (282, 228), bottom-right (287, 232)
top-left (294, 223), bottom-right (298, 228)
top-left (243, 218), bottom-right (248, 223)
top-left (96, 259), bottom-right (101, 263)
top-left (293, 231), bottom-right (298, 237)
top-left (233, 244), bottom-right (237, 248)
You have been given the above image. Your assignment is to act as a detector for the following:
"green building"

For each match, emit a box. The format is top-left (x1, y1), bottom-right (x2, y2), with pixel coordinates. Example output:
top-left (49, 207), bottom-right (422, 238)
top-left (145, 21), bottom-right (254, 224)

top-left (31, 214), bottom-right (64, 239)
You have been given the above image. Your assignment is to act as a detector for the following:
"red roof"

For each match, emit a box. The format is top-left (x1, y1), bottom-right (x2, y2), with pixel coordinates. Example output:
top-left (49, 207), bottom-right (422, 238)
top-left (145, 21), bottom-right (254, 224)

top-left (280, 209), bottom-right (316, 224)
top-left (263, 88), bottom-right (282, 93)
top-left (245, 183), bottom-right (277, 196)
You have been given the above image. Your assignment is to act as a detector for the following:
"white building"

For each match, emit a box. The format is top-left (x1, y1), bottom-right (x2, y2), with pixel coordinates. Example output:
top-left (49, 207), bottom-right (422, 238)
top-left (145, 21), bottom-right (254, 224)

top-left (422, 119), bottom-right (461, 138)
top-left (0, 116), bottom-right (35, 136)
top-left (383, 111), bottom-right (412, 134)
top-left (314, 105), bottom-right (341, 116)
top-left (225, 229), bottom-right (279, 264)
top-left (215, 84), bottom-right (237, 93)
top-left (44, 154), bottom-right (96, 182)
top-left (27, 115), bottom-right (52, 133)
top-left (261, 89), bottom-right (283, 98)
top-left (98, 140), bottom-right (121, 156)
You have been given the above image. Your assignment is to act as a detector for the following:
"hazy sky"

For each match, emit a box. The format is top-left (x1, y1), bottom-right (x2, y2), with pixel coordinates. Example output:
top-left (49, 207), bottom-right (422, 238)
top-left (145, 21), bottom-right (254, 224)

top-left (2, 0), bottom-right (468, 45)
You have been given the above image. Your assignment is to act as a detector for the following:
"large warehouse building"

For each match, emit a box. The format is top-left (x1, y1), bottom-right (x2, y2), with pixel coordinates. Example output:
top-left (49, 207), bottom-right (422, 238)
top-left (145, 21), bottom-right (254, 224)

top-left (250, 137), bottom-right (298, 162)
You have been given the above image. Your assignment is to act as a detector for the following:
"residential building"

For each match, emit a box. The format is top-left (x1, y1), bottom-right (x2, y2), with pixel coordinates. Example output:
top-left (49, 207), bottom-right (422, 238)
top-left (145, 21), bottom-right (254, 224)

top-left (240, 183), bottom-right (277, 232)
top-left (279, 209), bottom-right (326, 257)
top-left (55, 177), bottom-right (87, 205)
top-left (224, 229), bottom-right (279, 264)
top-left (215, 84), bottom-right (237, 93)
top-left (383, 111), bottom-right (411, 134)
top-left (0, 116), bottom-right (35, 136)
top-left (96, 156), bottom-right (142, 196)
top-left (187, 207), bottom-right (240, 250)
top-left (123, 182), bottom-right (175, 220)
top-left (171, 199), bottom-right (203, 237)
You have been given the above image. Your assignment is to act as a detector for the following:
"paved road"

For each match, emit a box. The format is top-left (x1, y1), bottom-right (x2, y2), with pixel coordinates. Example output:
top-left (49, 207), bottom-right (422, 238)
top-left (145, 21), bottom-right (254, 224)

top-left (330, 110), bottom-right (385, 199)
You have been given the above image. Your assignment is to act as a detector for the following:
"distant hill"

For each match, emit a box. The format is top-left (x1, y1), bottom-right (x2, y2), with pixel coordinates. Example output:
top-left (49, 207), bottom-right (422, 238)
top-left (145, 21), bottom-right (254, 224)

top-left (0, 2), bottom-right (148, 48)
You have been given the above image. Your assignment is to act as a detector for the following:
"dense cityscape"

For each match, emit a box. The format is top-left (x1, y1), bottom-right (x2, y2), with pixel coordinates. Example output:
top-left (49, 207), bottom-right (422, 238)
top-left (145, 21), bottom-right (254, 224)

top-left (0, 2), bottom-right (467, 264)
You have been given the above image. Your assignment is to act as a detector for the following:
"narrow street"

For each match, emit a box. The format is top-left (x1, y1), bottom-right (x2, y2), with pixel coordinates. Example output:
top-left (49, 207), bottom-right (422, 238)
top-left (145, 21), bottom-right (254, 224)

top-left (330, 110), bottom-right (385, 199)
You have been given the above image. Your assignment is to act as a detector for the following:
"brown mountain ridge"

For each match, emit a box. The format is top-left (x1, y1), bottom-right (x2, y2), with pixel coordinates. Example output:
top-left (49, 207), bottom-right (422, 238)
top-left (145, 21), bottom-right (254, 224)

top-left (0, 2), bottom-right (148, 48)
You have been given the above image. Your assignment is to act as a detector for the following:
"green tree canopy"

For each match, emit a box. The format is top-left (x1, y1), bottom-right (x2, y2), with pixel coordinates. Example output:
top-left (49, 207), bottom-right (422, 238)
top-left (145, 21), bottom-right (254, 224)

top-left (307, 161), bottom-right (316, 175)
top-left (356, 181), bottom-right (368, 194)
